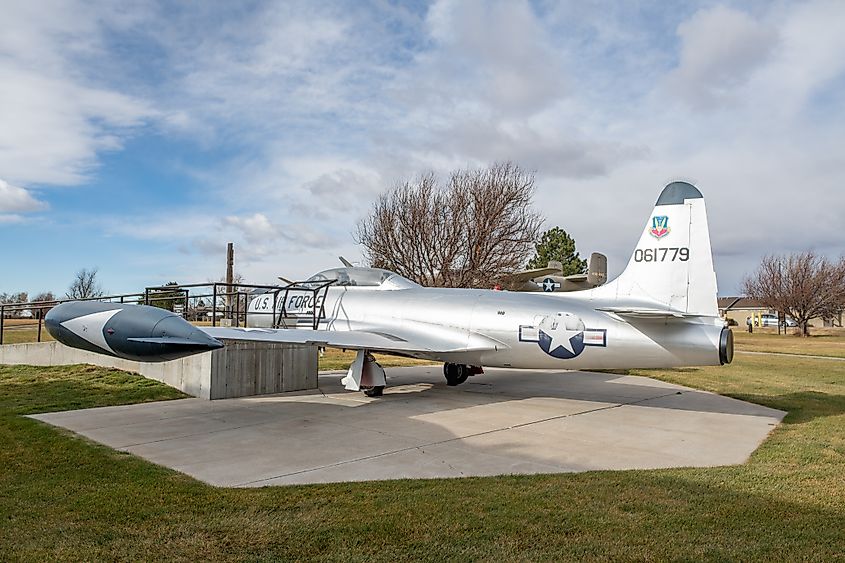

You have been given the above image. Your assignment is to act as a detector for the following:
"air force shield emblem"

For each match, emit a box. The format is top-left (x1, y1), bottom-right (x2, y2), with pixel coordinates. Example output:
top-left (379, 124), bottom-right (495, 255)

top-left (649, 215), bottom-right (670, 239)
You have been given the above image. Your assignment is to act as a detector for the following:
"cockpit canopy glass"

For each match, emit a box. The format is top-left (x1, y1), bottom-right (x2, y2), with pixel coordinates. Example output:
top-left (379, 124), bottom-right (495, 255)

top-left (304, 267), bottom-right (420, 289)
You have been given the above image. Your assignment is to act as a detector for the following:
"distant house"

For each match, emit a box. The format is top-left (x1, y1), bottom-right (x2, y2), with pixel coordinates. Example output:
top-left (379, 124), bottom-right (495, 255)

top-left (718, 296), bottom-right (842, 328)
top-left (718, 297), bottom-right (770, 326)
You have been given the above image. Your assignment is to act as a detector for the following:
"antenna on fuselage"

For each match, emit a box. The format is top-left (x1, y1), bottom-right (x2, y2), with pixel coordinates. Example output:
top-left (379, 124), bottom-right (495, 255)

top-left (339, 256), bottom-right (354, 267)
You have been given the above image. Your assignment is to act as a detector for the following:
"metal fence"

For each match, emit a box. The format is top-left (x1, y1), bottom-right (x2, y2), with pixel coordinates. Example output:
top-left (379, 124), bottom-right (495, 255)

top-left (0, 279), bottom-right (335, 345)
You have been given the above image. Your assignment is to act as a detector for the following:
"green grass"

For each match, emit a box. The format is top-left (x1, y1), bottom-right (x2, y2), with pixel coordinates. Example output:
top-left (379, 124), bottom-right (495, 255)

top-left (1, 356), bottom-right (844, 561)
top-left (318, 348), bottom-right (435, 371)
top-left (733, 329), bottom-right (845, 358)
top-left (0, 325), bottom-right (55, 344)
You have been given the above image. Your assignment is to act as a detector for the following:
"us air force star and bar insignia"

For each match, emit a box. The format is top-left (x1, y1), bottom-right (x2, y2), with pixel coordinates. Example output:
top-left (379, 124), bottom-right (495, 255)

top-left (518, 313), bottom-right (607, 360)
top-left (542, 278), bottom-right (560, 292)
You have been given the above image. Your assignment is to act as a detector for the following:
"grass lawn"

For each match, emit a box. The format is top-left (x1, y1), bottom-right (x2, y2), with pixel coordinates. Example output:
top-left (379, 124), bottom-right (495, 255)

top-left (0, 324), bottom-right (55, 345)
top-left (318, 347), bottom-right (434, 371)
top-left (733, 328), bottom-right (845, 358)
top-left (1, 353), bottom-right (844, 561)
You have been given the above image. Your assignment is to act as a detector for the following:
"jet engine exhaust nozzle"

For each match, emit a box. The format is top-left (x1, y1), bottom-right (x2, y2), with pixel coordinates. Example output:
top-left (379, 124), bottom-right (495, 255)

top-left (719, 327), bottom-right (734, 365)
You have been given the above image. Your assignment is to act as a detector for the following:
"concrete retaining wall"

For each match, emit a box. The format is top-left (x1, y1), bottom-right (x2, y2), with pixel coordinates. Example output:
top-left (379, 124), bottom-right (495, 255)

top-left (0, 339), bottom-right (318, 399)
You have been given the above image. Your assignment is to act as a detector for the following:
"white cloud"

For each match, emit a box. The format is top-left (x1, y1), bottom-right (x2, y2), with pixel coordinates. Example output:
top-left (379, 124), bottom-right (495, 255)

top-left (144, 2), bottom-right (387, 144)
top-left (4, 0), bottom-right (845, 296)
top-left (0, 214), bottom-right (27, 224)
top-left (665, 5), bottom-right (779, 109)
top-left (223, 213), bottom-right (336, 250)
top-left (746, 0), bottom-right (845, 118)
top-left (378, 0), bottom-right (648, 181)
top-left (0, 179), bottom-right (47, 214)
top-left (0, 1), bottom-right (155, 186)
top-left (421, 0), bottom-right (567, 115)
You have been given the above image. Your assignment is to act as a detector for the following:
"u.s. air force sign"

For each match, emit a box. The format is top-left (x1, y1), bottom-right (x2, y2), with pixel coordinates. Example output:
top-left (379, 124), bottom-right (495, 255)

top-left (519, 312), bottom-right (606, 359)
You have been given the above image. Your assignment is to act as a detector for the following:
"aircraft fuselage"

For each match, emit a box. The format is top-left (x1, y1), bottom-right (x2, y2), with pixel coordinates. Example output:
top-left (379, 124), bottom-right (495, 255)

top-left (248, 286), bottom-right (725, 370)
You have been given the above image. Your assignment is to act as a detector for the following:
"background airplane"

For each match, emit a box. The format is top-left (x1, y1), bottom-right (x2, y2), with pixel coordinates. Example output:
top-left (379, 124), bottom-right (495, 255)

top-left (501, 252), bottom-right (608, 292)
top-left (46, 181), bottom-right (733, 397)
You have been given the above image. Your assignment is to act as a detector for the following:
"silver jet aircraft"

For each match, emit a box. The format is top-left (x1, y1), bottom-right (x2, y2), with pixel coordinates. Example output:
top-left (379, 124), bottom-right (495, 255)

top-left (45, 181), bottom-right (733, 397)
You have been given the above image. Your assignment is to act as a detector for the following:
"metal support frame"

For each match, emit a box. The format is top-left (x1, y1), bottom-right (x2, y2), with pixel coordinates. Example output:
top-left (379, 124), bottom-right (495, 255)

top-left (1, 279), bottom-right (339, 346)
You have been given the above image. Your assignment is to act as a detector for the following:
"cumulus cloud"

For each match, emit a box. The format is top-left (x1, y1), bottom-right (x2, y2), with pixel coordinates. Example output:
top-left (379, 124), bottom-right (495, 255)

top-left (0, 179), bottom-right (47, 215)
top-left (419, 0), bottom-right (567, 115)
top-left (223, 213), bottom-right (336, 249)
top-left (665, 6), bottom-right (779, 109)
top-left (380, 0), bottom-right (647, 180)
top-left (0, 1), bottom-right (155, 186)
top-left (4, 0), bottom-right (845, 294)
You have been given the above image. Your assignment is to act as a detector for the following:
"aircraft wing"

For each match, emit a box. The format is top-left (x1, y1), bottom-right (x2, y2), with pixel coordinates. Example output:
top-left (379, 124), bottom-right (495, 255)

top-left (201, 325), bottom-right (504, 354)
top-left (500, 267), bottom-right (560, 285)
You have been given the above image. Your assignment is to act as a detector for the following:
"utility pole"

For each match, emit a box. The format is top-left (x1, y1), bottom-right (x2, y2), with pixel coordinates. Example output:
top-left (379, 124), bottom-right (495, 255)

top-left (226, 242), bottom-right (234, 322)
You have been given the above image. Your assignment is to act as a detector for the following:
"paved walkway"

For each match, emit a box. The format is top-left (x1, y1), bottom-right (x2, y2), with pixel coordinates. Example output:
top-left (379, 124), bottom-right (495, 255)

top-left (30, 366), bottom-right (784, 487)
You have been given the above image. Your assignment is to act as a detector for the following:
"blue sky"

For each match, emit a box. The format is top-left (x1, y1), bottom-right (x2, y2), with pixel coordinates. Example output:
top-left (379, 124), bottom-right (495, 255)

top-left (1, 0), bottom-right (843, 297)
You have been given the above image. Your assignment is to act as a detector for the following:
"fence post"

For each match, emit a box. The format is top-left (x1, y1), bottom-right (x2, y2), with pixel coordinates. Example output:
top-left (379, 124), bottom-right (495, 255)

top-left (212, 284), bottom-right (217, 327)
top-left (234, 289), bottom-right (240, 327)
top-left (0, 305), bottom-right (4, 345)
top-left (37, 314), bottom-right (43, 342)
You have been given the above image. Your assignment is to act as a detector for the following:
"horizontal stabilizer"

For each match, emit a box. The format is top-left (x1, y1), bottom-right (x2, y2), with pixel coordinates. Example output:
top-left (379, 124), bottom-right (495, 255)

top-left (596, 307), bottom-right (696, 319)
top-left (500, 267), bottom-right (561, 285)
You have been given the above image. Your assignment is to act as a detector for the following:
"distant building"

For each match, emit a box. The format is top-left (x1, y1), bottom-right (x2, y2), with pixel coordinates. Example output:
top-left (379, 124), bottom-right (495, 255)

top-left (718, 297), bottom-right (770, 326)
top-left (718, 297), bottom-right (842, 328)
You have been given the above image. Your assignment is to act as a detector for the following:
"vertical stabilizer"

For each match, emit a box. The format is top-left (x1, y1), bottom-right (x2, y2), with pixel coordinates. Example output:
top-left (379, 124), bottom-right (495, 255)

top-left (599, 182), bottom-right (718, 316)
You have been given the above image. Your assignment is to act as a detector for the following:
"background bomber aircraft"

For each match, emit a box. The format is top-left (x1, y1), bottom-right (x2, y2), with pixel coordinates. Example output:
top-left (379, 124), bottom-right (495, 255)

top-left (502, 252), bottom-right (608, 292)
top-left (45, 181), bottom-right (733, 397)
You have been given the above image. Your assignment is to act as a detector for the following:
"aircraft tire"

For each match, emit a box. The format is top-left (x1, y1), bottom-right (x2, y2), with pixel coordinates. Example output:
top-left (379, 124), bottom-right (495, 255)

top-left (363, 386), bottom-right (384, 397)
top-left (444, 363), bottom-right (469, 386)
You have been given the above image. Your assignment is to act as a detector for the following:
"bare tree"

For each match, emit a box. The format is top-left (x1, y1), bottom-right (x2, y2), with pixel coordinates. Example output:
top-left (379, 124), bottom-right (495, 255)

top-left (31, 291), bottom-right (56, 318)
top-left (0, 292), bottom-right (27, 304)
top-left (67, 268), bottom-right (104, 300)
top-left (742, 251), bottom-right (845, 336)
top-left (356, 162), bottom-right (543, 288)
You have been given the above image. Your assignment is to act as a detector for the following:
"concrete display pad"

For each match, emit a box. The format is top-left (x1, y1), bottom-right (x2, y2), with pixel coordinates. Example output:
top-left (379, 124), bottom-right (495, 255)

top-left (30, 366), bottom-right (784, 487)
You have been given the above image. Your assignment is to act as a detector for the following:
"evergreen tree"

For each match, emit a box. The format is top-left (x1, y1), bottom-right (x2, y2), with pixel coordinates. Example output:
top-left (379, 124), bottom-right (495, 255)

top-left (527, 227), bottom-right (587, 275)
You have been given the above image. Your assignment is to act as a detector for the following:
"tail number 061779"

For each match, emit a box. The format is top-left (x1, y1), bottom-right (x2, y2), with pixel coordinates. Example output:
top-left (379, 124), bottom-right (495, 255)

top-left (634, 247), bottom-right (689, 263)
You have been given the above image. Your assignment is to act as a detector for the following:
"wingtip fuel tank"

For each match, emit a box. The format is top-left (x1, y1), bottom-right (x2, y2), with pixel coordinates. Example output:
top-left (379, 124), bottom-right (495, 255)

top-left (45, 301), bottom-right (223, 362)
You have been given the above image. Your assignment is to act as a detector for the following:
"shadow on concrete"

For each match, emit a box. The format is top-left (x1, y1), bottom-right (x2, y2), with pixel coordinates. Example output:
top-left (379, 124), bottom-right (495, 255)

top-left (353, 368), bottom-right (783, 419)
top-left (30, 366), bottom-right (786, 487)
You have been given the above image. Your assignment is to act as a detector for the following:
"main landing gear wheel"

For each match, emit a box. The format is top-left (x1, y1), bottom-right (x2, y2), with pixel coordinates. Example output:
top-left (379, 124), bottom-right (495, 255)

top-left (444, 363), bottom-right (470, 386)
top-left (363, 386), bottom-right (384, 397)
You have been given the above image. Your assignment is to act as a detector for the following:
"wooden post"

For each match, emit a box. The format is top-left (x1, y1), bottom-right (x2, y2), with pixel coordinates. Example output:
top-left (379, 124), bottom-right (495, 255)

top-left (226, 242), bottom-right (234, 322)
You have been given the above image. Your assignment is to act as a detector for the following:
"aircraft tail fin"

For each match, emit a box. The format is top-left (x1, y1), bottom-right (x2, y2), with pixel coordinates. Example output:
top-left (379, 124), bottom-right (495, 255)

top-left (585, 252), bottom-right (607, 287)
top-left (597, 181), bottom-right (718, 316)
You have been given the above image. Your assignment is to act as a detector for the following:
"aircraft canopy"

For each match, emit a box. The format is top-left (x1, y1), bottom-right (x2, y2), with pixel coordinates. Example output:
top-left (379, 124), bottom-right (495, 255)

top-left (305, 267), bottom-right (420, 290)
